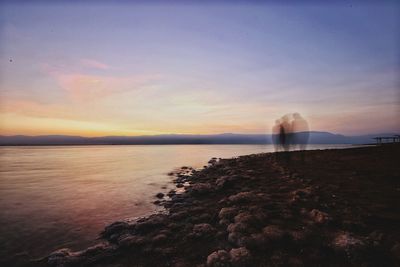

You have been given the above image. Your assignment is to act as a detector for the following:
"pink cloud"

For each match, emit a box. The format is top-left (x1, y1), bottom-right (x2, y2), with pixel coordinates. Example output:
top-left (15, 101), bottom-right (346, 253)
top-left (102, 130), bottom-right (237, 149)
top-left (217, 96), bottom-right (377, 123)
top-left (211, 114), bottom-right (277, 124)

top-left (57, 74), bottom-right (125, 101)
top-left (52, 72), bottom-right (161, 102)
top-left (80, 58), bottom-right (110, 70)
top-left (40, 61), bottom-right (162, 102)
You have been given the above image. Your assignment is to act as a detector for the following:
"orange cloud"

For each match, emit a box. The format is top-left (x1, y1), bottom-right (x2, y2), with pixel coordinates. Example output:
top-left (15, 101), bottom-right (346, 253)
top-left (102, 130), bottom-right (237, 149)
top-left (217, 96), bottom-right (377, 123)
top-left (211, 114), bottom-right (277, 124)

top-left (0, 99), bottom-right (70, 119)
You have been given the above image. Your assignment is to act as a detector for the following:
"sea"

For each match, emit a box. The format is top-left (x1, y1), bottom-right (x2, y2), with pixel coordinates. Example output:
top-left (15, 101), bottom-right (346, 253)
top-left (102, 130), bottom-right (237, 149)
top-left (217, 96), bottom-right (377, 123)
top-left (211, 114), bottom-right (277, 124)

top-left (0, 144), bottom-right (355, 264)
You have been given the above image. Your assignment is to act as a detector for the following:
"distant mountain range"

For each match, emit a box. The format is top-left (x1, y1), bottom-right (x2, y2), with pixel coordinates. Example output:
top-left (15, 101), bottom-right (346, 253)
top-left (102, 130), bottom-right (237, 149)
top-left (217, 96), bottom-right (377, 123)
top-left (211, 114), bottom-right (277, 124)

top-left (0, 132), bottom-right (396, 145)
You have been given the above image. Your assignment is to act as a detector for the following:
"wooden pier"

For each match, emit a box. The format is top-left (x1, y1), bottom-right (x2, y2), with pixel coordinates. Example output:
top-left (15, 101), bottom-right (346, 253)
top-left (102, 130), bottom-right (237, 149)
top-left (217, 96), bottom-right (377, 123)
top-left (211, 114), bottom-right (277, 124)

top-left (373, 135), bottom-right (400, 144)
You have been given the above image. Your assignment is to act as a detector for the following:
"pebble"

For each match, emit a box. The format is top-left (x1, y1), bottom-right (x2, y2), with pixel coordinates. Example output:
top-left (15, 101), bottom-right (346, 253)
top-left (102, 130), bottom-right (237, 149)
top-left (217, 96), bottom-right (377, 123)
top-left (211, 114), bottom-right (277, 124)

top-left (102, 221), bottom-right (130, 239)
top-left (228, 191), bottom-right (254, 204)
top-left (391, 242), bottom-right (400, 260)
top-left (309, 209), bottom-right (330, 224)
top-left (332, 232), bottom-right (364, 250)
top-left (192, 223), bottom-right (216, 238)
top-left (206, 250), bottom-right (230, 267)
top-left (229, 247), bottom-right (251, 267)
top-left (262, 225), bottom-right (284, 242)
top-left (188, 183), bottom-right (214, 196)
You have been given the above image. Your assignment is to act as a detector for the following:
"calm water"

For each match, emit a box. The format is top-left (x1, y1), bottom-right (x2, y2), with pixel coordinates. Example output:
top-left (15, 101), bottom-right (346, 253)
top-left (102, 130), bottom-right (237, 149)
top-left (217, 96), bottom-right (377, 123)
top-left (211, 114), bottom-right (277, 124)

top-left (0, 144), bottom-right (354, 263)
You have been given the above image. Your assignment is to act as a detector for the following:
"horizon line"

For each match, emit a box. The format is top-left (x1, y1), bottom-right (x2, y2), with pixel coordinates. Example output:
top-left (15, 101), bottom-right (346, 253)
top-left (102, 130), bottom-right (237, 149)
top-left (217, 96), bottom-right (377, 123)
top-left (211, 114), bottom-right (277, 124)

top-left (1, 131), bottom-right (399, 138)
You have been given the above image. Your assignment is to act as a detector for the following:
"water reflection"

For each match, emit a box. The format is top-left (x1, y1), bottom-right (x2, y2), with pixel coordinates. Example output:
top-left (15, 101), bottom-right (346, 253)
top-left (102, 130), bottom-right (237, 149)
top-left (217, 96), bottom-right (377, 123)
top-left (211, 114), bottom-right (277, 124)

top-left (0, 145), bottom-right (270, 263)
top-left (0, 144), bottom-right (353, 264)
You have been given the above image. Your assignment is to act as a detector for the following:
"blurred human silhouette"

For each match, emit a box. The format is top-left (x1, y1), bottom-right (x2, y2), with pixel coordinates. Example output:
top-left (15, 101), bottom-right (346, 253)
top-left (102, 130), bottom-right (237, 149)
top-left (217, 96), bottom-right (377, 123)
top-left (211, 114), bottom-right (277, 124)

top-left (272, 114), bottom-right (292, 152)
top-left (272, 120), bottom-right (281, 152)
top-left (280, 114), bottom-right (292, 152)
top-left (272, 113), bottom-right (310, 160)
top-left (291, 113), bottom-right (309, 151)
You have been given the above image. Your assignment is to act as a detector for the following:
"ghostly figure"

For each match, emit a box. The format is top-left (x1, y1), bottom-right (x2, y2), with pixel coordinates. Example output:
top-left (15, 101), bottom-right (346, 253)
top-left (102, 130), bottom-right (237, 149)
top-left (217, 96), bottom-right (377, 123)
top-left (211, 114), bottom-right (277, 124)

top-left (280, 114), bottom-right (292, 152)
top-left (272, 114), bottom-right (293, 152)
top-left (272, 113), bottom-right (309, 152)
top-left (272, 120), bottom-right (281, 152)
top-left (291, 113), bottom-right (309, 151)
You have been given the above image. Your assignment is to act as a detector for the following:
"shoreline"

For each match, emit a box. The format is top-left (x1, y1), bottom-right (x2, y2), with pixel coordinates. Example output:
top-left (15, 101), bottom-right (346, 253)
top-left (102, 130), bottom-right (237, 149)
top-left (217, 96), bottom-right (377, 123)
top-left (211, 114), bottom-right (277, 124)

top-left (40, 144), bottom-right (399, 267)
top-left (0, 143), bottom-right (372, 147)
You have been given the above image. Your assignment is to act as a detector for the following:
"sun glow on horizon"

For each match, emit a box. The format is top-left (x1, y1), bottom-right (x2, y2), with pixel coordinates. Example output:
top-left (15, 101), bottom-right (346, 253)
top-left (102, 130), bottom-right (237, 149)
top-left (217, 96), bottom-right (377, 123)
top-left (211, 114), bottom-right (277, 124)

top-left (1, 2), bottom-right (399, 137)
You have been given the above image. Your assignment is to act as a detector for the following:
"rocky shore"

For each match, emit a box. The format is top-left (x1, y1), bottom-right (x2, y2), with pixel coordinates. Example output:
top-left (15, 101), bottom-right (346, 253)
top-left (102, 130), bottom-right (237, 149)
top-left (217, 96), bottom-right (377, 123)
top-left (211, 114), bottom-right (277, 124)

top-left (40, 144), bottom-right (400, 267)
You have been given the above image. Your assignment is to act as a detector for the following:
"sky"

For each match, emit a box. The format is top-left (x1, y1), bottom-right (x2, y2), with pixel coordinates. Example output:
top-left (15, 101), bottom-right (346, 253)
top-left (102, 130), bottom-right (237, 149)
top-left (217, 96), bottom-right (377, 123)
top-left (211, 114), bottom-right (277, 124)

top-left (0, 1), bottom-right (399, 136)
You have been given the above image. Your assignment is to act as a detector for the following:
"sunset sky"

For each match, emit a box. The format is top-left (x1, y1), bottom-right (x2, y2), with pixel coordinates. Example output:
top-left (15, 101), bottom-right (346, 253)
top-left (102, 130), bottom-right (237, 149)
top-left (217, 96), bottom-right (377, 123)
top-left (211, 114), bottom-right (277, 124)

top-left (0, 1), bottom-right (399, 136)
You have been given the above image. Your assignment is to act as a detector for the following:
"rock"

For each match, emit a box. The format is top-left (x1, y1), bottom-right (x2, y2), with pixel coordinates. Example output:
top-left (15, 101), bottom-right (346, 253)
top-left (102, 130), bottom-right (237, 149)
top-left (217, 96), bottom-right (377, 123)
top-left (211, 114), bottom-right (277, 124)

top-left (218, 197), bottom-right (229, 205)
top-left (173, 177), bottom-right (181, 183)
top-left (206, 250), bottom-right (231, 267)
top-left (269, 250), bottom-right (286, 266)
top-left (216, 231), bottom-right (226, 239)
top-left (188, 183), bottom-right (214, 196)
top-left (309, 209), bottom-right (330, 224)
top-left (173, 259), bottom-right (192, 267)
top-left (391, 243), bottom-right (400, 260)
top-left (292, 188), bottom-right (312, 198)
top-left (170, 210), bottom-right (188, 221)
top-left (233, 212), bottom-right (263, 228)
top-left (289, 230), bottom-right (307, 244)
top-left (152, 234), bottom-right (168, 243)
top-left (228, 192), bottom-right (254, 204)
top-left (215, 176), bottom-right (236, 189)
top-left (368, 230), bottom-right (386, 246)
top-left (262, 225), bottom-right (284, 242)
top-left (208, 158), bottom-right (218, 165)
top-left (171, 202), bottom-right (188, 210)
top-left (47, 248), bottom-right (77, 266)
top-left (81, 243), bottom-right (115, 258)
top-left (167, 190), bottom-right (176, 197)
top-left (48, 243), bottom-right (115, 266)
top-left (290, 188), bottom-right (313, 205)
top-left (102, 221), bottom-right (130, 239)
top-left (159, 228), bottom-right (172, 235)
top-left (171, 194), bottom-right (185, 203)
top-left (332, 232), bottom-right (364, 250)
top-left (156, 192), bottom-right (164, 198)
top-left (134, 214), bottom-right (167, 234)
top-left (225, 212), bottom-right (262, 246)
top-left (227, 222), bottom-right (248, 234)
top-left (368, 230), bottom-right (385, 240)
top-left (218, 207), bottom-right (237, 221)
top-left (118, 235), bottom-right (146, 247)
top-left (167, 222), bottom-right (180, 229)
top-left (287, 257), bottom-right (304, 267)
top-left (229, 247), bottom-right (251, 267)
top-left (241, 233), bottom-right (265, 248)
top-left (156, 247), bottom-right (174, 256)
top-left (228, 232), bottom-right (242, 245)
top-left (219, 219), bottom-right (230, 226)
top-left (233, 212), bottom-right (252, 222)
top-left (192, 223), bottom-right (216, 238)
top-left (192, 213), bottom-right (212, 223)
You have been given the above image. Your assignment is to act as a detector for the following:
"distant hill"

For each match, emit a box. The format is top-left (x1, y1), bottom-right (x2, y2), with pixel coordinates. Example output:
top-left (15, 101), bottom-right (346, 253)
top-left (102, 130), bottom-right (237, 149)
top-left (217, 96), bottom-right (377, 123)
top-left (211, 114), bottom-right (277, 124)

top-left (0, 132), bottom-right (396, 145)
